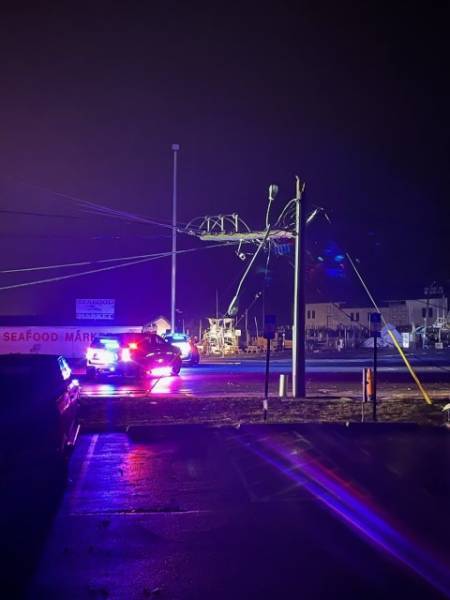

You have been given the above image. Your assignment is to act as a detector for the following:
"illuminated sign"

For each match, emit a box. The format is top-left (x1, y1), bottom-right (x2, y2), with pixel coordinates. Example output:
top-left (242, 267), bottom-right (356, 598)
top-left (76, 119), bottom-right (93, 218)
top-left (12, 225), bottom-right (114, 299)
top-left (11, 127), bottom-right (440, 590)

top-left (76, 298), bottom-right (115, 320)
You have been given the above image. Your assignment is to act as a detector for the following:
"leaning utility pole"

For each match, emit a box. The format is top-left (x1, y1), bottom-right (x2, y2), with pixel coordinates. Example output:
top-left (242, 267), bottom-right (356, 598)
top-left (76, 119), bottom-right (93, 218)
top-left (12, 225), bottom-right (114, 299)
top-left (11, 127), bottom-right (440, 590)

top-left (185, 177), bottom-right (315, 397)
top-left (292, 177), bottom-right (306, 398)
top-left (171, 144), bottom-right (180, 333)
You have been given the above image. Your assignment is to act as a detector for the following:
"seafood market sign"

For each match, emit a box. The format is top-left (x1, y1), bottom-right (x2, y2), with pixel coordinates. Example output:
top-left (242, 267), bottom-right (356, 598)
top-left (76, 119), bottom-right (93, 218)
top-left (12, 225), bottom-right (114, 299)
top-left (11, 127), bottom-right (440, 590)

top-left (0, 325), bottom-right (141, 358)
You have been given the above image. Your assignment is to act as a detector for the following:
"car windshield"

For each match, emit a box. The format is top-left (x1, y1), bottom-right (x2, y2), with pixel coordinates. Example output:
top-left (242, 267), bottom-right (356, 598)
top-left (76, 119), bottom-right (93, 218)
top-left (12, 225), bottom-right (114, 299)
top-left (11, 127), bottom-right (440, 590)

top-left (91, 334), bottom-right (146, 349)
top-left (166, 335), bottom-right (187, 343)
top-left (138, 334), bottom-right (167, 351)
top-left (91, 336), bottom-right (121, 349)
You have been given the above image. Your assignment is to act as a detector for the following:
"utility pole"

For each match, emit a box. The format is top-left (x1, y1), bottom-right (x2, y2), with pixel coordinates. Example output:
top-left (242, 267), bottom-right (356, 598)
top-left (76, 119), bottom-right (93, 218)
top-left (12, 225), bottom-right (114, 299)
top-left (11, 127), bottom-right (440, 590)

top-left (215, 289), bottom-right (219, 319)
top-left (292, 177), bottom-right (306, 398)
top-left (369, 312), bottom-right (381, 421)
top-left (423, 288), bottom-right (429, 349)
top-left (186, 177), bottom-right (315, 390)
top-left (171, 143), bottom-right (180, 333)
top-left (245, 308), bottom-right (249, 347)
top-left (373, 328), bottom-right (377, 420)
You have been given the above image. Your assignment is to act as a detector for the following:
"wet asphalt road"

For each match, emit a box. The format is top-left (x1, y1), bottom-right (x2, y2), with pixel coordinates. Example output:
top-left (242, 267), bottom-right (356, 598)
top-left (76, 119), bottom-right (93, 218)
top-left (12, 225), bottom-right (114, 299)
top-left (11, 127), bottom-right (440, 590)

top-left (29, 425), bottom-right (450, 599)
top-left (79, 354), bottom-right (450, 400)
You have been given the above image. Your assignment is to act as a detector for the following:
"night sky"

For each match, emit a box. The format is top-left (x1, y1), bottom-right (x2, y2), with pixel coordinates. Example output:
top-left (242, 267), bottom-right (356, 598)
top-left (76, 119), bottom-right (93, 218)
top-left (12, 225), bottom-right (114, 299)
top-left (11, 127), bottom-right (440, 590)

top-left (0, 4), bottom-right (449, 325)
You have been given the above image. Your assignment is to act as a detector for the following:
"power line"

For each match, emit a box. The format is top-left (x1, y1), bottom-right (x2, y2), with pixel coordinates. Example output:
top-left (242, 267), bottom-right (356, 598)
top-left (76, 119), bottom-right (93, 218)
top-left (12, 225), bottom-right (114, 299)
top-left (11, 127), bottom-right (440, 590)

top-left (0, 176), bottom-right (191, 231)
top-left (0, 256), bottom-right (158, 292)
top-left (226, 227), bottom-right (271, 316)
top-left (0, 208), bottom-right (86, 220)
top-left (346, 252), bottom-right (432, 405)
top-left (0, 242), bottom-right (237, 292)
top-left (78, 199), bottom-right (179, 231)
top-left (1, 250), bottom-right (170, 274)
top-left (0, 232), bottom-right (172, 241)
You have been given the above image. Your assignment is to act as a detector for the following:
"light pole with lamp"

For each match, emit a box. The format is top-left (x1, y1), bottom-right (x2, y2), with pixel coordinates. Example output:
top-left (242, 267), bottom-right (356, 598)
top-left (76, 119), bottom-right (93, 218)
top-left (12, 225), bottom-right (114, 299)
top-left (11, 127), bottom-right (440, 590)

top-left (171, 144), bottom-right (180, 333)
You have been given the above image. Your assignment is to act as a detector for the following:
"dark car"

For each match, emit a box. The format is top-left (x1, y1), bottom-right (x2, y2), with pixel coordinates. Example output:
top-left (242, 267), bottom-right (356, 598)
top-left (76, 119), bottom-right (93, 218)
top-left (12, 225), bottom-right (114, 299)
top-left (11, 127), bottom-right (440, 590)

top-left (86, 332), bottom-right (182, 379)
top-left (0, 353), bottom-right (80, 478)
top-left (0, 354), bottom-right (80, 593)
top-left (163, 333), bottom-right (200, 366)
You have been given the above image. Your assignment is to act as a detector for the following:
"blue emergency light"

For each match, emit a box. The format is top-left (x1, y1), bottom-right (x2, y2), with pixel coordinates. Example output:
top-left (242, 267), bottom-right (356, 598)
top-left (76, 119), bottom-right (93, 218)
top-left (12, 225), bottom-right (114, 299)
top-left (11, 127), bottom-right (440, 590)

top-left (100, 338), bottom-right (120, 349)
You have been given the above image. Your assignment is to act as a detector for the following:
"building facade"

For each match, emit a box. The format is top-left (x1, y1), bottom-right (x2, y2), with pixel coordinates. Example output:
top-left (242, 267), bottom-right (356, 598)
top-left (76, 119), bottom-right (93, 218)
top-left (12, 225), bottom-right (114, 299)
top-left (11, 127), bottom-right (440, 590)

top-left (305, 297), bottom-right (449, 349)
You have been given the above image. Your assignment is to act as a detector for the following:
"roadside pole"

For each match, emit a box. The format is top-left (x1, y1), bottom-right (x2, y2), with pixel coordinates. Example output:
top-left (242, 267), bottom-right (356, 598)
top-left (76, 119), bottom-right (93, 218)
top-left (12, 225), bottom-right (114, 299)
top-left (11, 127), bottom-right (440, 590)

top-left (263, 315), bottom-right (276, 421)
top-left (171, 144), bottom-right (180, 333)
top-left (423, 291), bottom-right (429, 349)
top-left (245, 309), bottom-right (249, 347)
top-left (373, 329), bottom-right (377, 420)
top-left (370, 312), bottom-right (381, 421)
top-left (292, 177), bottom-right (306, 398)
top-left (264, 338), bottom-right (271, 401)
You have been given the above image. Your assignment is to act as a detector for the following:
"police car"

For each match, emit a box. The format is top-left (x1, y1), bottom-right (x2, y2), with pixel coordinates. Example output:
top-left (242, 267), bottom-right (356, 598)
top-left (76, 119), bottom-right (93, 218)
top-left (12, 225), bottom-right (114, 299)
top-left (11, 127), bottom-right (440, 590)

top-left (85, 333), bottom-right (182, 379)
top-left (162, 333), bottom-right (200, 366)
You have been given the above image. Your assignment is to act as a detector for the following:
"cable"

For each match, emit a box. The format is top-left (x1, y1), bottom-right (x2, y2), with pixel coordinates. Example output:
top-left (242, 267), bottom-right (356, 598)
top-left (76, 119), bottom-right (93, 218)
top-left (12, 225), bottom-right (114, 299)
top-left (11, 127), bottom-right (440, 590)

top-left (0, 176), bottom-right (190, 231)
top-left (1, 250), bottom-right (170, 274)
top-left (0, 208), bottom-right (86, 220)
top-left (0, 232), bottom-right (172, 241)
top-left (261, 240), bottom-right (273, 323)
top-left (274, 198), bottom-right (296, 228)
top-left (346, 252), bottom-right (432, 405)
top-left (0, 242), bottom-right (237, 292)
top-left (1, 253), bottom-right (163, 274)
top-left (78, 199), bottom-right (178, 231)
top-left (0, 256), bottom-right (159, 292)
top-left (282, 210), bottom-right (435, 404)
top-left (226, 227), bottom-right (271, 316)
top-left (235, 291), bottom-right (263, 327)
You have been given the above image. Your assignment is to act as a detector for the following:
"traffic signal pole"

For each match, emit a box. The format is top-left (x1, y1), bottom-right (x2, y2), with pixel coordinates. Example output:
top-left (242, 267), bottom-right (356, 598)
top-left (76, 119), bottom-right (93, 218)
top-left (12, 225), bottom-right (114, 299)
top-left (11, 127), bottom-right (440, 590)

top-left (292, 177), bottom-right (306, 398)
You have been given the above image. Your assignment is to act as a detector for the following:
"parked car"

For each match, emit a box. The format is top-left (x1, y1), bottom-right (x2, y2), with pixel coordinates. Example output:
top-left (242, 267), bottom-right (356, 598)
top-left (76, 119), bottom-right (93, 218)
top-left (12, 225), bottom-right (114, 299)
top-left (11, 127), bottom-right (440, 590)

top-left (85, 332), bottom-right (182, 379)
top-left (0, 353), bottom-right (80, 477)
top-left (0, 353), bottom-right (80, 594)
top-left (162, 333), bottom-right (200, 365)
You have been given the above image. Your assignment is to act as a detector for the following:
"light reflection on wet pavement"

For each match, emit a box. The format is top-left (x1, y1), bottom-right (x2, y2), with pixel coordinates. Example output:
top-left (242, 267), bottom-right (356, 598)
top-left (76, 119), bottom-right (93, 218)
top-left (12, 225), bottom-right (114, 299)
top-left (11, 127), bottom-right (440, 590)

top-left (80, 361), bottom-right (450, 401)
top-left (31, 426), bottom-right (450, 599)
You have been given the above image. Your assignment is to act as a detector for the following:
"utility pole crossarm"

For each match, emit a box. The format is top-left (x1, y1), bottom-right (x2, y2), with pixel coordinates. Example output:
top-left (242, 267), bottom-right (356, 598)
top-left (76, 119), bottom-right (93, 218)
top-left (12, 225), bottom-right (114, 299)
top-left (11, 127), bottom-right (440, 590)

top-left (198, 230), bottom-right (295, 242)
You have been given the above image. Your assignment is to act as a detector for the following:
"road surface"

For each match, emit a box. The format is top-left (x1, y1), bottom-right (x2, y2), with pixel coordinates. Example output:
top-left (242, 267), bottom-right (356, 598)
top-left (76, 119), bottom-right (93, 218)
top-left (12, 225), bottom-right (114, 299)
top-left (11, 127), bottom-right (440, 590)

top-left (79, 354), bottom-right (450, 400)
top-left (30, 425), bottom-right (450, 599)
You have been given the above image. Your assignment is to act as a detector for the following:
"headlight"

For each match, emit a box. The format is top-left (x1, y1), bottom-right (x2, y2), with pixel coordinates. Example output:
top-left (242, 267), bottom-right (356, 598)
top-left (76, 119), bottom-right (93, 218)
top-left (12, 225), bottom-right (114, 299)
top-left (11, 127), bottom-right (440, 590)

top-left (173, 341), bottom-right (190, 357)
top-left (150, 366), bottom-right (172, 377)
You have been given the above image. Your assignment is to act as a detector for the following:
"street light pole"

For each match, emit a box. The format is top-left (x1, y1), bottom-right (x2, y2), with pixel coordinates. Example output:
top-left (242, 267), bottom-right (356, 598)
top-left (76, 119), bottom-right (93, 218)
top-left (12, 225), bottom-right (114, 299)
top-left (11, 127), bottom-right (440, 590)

top-left (292, 177), bottom-right (306, 398)
top-left (245, 308), bottom-right (249, 347)
top-left (171, 143), bottom-right (180, 333)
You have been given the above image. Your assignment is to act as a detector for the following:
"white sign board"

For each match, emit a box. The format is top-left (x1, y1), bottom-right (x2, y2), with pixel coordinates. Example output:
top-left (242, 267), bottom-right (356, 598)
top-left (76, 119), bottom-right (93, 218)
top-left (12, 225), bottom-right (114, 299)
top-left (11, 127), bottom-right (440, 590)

top-left (76, 298), bottom-right (115, 320)
top-left (402, 332), bottom-right (410, 349)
